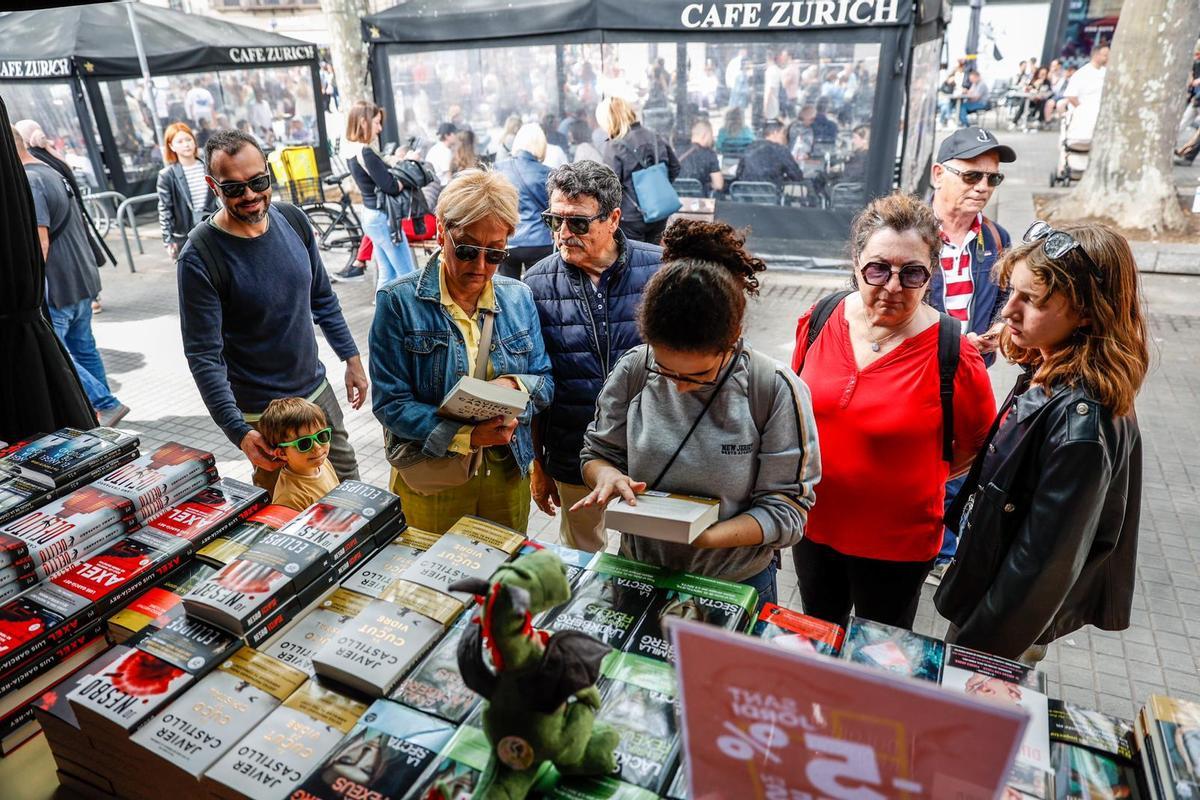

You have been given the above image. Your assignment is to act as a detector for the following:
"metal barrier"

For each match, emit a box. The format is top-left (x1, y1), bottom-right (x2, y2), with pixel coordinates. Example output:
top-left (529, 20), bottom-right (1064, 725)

top-left (115, 193), bottom-right (159, 273)
top-left (81, 190), bottom-right (126, 243)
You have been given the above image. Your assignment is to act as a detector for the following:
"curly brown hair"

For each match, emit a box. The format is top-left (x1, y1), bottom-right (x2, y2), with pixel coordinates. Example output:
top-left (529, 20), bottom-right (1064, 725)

top-left (639, 220), bottom-right (767, 353)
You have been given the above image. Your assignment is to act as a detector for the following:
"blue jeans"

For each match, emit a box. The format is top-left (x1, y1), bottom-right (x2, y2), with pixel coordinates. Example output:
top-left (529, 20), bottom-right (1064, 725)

top-left (48, 298), bottom-right (120, 411)
top-left (959, 100), bottom-right (989, 126)
top-left (360, 206), bottom-right (415, 290)
top-left (937, 474), bottom-right (968, 564)
top-left (741, 559), bottom-right (779, 612)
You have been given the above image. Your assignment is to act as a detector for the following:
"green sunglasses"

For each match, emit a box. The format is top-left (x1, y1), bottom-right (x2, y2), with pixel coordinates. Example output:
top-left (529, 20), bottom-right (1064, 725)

top-left (277, 427), bottom-right (332, 452)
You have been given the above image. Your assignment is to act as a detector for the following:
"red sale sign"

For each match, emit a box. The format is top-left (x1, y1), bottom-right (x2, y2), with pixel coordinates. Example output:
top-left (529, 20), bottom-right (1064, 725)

top-left (670, 621), bottom-right (1028, 799)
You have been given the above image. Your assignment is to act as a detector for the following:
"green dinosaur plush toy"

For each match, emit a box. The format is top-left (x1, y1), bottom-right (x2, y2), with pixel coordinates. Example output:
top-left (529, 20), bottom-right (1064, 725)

top-left (449, 548), bottom-right (620, 799)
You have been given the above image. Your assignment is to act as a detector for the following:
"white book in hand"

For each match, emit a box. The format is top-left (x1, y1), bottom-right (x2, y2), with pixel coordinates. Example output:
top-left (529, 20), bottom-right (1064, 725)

top-left (437, 376), bottom-right (529, 423)
top-left (605, 491), bottom-right (721, 544)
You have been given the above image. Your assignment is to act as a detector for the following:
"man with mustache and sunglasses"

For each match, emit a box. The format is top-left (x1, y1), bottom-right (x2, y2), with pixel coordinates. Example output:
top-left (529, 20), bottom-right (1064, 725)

top-left (177, 129), bottom-right (367, 493)
top-left (926, 127), bottom-right (1015, 585)
top-left (523, 161), bottom-right (664, 552)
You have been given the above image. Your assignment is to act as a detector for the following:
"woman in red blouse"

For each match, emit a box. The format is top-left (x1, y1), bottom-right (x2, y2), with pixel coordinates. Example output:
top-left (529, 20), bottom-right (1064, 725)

top-left (791, 193), bottom-right (996, 629)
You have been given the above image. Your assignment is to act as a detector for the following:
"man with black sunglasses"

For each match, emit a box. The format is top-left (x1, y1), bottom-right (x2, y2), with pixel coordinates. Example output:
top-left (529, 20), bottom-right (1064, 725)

top-left (927, 127), bottom-right (1016, 585)
top-left (523, 161), bottom-right (664, 551)
top-left (177, 129), bottom-right (367, 493)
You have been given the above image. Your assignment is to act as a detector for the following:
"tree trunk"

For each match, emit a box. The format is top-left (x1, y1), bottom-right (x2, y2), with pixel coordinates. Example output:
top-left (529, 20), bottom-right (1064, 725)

top-left (322, 0), bottom-right (372, 108)
top-left (1045, 0), bottom-right (1199, 233)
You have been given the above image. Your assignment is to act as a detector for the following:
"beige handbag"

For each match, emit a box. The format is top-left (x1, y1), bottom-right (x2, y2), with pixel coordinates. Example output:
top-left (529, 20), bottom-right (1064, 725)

top-left (384, 310), bottom-right (493, 496)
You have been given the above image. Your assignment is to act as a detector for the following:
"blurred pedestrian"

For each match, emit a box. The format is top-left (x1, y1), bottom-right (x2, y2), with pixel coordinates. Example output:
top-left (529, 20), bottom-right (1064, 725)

top-left (937, 222), bottom-right (1148, 664)
top-left (14, 126), bottom-right (128, 427)
top-left (598, 96), bottom-right (679, 245)
top-left (157, 121), bottom-right (216, 261)
top-left (524, 161), bottom-right (664, 550)
top-left (494, 123), bottom-right (554, 279)
top-left (790, 192), bottom-right (996, 630)
top-left (678, 119), bottom-right (724, 197)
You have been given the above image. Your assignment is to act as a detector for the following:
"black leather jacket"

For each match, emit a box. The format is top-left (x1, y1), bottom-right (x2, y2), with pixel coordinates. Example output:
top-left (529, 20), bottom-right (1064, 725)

top-left (157, 162), bottom-right (216, 247)
top-left (934, 371), bottom-right (1141, 660)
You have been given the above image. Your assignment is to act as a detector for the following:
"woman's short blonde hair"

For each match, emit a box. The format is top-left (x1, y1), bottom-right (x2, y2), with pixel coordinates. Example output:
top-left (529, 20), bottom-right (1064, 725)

top-left (436, 168), bottom-right (520, 235)
top-left (511, 123), bottom-right (547, 161)
top-left (596, 96), bottom-right (638, 141)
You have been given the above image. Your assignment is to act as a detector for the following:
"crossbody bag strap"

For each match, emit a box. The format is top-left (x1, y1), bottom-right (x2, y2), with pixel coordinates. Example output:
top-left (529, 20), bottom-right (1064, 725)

top-left (473, 310), bottom-right (495, 380)
top-left (648, 342), bottom-right (741, 491)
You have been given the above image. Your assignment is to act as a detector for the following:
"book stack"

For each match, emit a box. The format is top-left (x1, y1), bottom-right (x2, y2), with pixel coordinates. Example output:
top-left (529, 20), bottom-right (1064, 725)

top-left (90, 442), bottom-right (217, 524)
top-left (1050, 700), bottom-right (1143, 799)
top-left (105, 561), bottom-right (217, 644)
top-left (262, 586), bottom-right (372, 677)
top-left (391, 616), bottom-right (481, 724)
top-left (541, 554), bottom-right (666, 650)
top-left (840, 616), bottom-right (947, 682)
top-left (624, 571), bottom-right (758, 662)
top-left (1137, 694), bottom-right (1200, 797)
top-left (593, 652), bottom-right (681, 795)
top-left (183, 481), bottom-right (401, 636)
top-left (751, 603), bottom-right (846, 655)
top-left (0, 427), bottom-right (140, 526)
top-left (196, 504), bottom-right (299, 567)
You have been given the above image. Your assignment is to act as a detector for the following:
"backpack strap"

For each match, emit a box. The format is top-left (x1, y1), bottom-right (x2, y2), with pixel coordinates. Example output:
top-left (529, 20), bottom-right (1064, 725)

top-left (274, 201), bottom-right (315, 252)
top-left (936, 313), bottom-right (962, 463)
top-left (797, 290), bottom-right (852, 373)
top-left (745, 346), bottom-right (780, 437)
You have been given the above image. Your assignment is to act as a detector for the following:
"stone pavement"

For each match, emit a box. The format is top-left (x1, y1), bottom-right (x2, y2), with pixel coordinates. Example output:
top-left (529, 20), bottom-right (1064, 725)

top-left (86, 224), bottom-right (1200, 722)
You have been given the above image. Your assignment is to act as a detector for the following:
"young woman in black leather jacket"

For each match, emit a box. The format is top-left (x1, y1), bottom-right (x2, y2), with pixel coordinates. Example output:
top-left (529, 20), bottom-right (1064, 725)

top-left (935, 221), bottom-right (1149, 664)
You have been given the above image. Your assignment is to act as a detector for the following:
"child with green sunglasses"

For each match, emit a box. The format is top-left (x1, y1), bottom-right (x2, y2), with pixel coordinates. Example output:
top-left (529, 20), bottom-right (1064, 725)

top-left (258, 397), bottom-right (340, 511)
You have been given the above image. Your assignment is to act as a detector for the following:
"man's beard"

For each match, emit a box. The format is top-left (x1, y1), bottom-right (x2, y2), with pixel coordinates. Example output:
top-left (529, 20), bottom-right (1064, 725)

top-left (227, 198), bottom-right (269, 224)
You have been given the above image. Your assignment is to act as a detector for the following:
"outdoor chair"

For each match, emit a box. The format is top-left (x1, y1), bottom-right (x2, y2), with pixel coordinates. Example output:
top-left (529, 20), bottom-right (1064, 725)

top-left (672, 178), bottom-right (705, 198)
top-left (728, 181), bottom-right (781, 205)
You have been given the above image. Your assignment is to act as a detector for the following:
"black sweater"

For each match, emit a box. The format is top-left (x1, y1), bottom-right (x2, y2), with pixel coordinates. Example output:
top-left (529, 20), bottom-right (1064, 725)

top-left (347, 145), bottom-right (399, 210)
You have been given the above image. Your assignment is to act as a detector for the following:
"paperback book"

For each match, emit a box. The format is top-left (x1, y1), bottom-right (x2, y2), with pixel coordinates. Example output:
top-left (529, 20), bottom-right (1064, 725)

top-left (380, 579), bottom-right (467, 627)
top-left (840, 616), bottom-right (945, 682)
top-left (0, 618), bottom-right (106, 721)
top-left (1140, 694), bottom-right (1200, 799)
top-left (0, 484), bottom-right (135, 573)
top-left (437, 375), bottom-right (529, 423)
top-left (311, 598), bottom-right (443, 697)
top-left (391, 617), bottom-right (480, 724)
top-left (1049, 700), bottom-right (1143, 800)
top-left (49, 527), bottom-right (189, 608)
top-left (445, 515), bottom-right (527, 554)
top-left (142, 477), bottom-right (268, 547)
top-left (130, 646), bottom-right (308, 776)
top-left (518, 540), bottom-right (594, 590)
top-left (201, 678), bottom-right (367, 799)
top-left (240, 528), bottom-right (340, 592)
top-left (0, 427), bottom-right (139, 489)
top-left (398, 534), bottom-right (512, 604)
top-left (290, 699), bottom-right (455, 800)
top-left (342, 541), bottom-right (426, 600)
top-left (197, 504), bottom-right (300, 567)
top-left (605, 491), bottom-right (720, 545)
top-left (33, 643), bottom-right (131, 735)
top-left (624, 572), bottom-right (757, 662)
top-left (596, 652), bottom-right (680, 794)
top-left (542, 555), bottom-right (665, 651)
top-left (407, 723), bottom-right (498, 800)
top-left (541, 775), bottom-right (661, 800)
top-left (278, 480), bottom-right (402, 558)
top-left (91, 441), bottom-right (217, 523)
top-left (182, 557), bottom-right (296, 635)
top-left (751, 603), bottom-right (845, 655)
top-left (264, 587), bottom-right (373, 676)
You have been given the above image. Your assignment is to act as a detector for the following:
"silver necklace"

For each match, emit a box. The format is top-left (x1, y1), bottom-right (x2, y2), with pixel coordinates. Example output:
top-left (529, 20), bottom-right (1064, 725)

top-left (867, 316), bottom-right (915, 352)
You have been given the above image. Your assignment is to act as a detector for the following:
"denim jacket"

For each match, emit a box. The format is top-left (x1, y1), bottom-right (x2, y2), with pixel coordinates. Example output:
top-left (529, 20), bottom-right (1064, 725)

top-left (370, 256), bottom-right (554, 474)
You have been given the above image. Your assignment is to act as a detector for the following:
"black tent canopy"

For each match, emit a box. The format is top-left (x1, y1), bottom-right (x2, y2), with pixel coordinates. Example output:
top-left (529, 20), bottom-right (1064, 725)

top-left (363, 0), bottom-right (946, 258)
top-left (0, 3), bottom-right (327, 196)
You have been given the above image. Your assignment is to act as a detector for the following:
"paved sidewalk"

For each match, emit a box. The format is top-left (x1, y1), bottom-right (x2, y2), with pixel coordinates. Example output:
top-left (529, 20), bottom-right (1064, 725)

top-left (87, 229), bottom-right (1200, 722)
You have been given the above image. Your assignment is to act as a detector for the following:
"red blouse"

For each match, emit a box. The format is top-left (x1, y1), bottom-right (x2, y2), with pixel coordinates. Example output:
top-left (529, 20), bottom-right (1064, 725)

top-left (791, 300), bottom-right (996, 562)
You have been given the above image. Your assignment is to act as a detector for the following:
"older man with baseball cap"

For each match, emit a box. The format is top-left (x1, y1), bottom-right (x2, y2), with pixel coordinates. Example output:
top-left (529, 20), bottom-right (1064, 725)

top-left (927, 126), bottom-right (1016, 586)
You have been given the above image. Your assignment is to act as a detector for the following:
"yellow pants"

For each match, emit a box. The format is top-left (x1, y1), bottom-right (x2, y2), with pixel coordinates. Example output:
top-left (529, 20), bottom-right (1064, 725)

top-left (553, 481), bottom-right (609, 553)
top-left (390, 449), bottom-right (531, 536)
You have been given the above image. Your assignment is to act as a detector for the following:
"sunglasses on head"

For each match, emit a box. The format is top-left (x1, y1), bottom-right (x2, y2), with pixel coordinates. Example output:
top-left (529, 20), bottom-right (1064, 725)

top-left (941, 163), bottom-right (1005, 187)
top-left (860, 262), bottom-right (932, 289)
top-left (1023, 220), bottom-right (1104, 282)
top-left (541, 211), bottom-right (608, 235)
top-left (212, 172), bottom-right (271, 198)
top-left (277, 427), bottom-right (332, 453)
top-left (445, 231), bottom-right (509, 265)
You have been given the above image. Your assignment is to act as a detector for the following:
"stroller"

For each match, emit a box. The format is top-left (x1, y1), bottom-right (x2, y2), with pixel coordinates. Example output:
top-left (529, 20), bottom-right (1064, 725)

top-left (1049, 102), bottom-right (1096, 187)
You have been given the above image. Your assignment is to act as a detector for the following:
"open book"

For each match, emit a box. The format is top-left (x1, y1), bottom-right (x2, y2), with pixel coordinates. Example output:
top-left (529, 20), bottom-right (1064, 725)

top-left (437, 376), bottom-right (529, 423)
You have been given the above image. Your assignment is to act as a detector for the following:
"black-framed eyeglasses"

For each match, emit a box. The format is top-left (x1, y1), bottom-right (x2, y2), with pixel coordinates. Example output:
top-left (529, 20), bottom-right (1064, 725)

top-left (276, 427), bottom-right (332, 453)
top-left (446, 231), bottom-right (509, 265)
top-left (213, 172), bottom-right (272, 198)
top-left (941, 163), bottom-right (1005, 187)
top-left (644, 349), bottom-right (731, 387)
top-left (541, 211), bottom-right (608, 235)
top-left (860, 262), bottom-right (932, 289)
top-left (1023, 220), bottom-right (1104, 282)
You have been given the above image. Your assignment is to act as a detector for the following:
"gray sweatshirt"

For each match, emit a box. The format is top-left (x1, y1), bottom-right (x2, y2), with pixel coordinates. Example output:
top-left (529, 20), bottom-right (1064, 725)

top-left (581, 344), bottom-right (821, 582)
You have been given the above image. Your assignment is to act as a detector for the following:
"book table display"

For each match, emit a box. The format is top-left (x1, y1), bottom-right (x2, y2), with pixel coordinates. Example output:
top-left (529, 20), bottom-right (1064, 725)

top-left (0, 429), bottom-right (1192, 799)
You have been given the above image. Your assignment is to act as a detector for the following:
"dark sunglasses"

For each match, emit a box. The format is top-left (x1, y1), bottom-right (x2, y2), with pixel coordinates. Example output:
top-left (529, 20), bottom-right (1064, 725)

top-left (1023, 220), bottom-right (1103, 282)
top-left (860, 262), bottom-right (932, 289)
top-left (941, 163), bottom-right (1005, 187)
top-left (446, 231), bottom-right (508, 265)
top-left (277, 427), bottom-right (332, 453)
top-left (213, 172), bottom-right (272, 198)
top-left (541, 211), bottom-right (608, 235)
top-left (644, 350), bottom-right (730, 387)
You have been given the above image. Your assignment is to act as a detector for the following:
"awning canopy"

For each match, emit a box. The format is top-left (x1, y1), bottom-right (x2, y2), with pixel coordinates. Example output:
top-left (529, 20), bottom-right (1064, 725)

top-left (362, 0), bottom-right (914, 46)
top-left (0, 3), bottom-right (318, 81)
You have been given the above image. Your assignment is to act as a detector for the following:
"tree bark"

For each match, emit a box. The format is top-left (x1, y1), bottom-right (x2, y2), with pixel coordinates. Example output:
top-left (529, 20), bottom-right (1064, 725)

top-left (1045, 0), bottom-right (1199, 233)
top-left (322, 0), bottom-right (372, 108)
